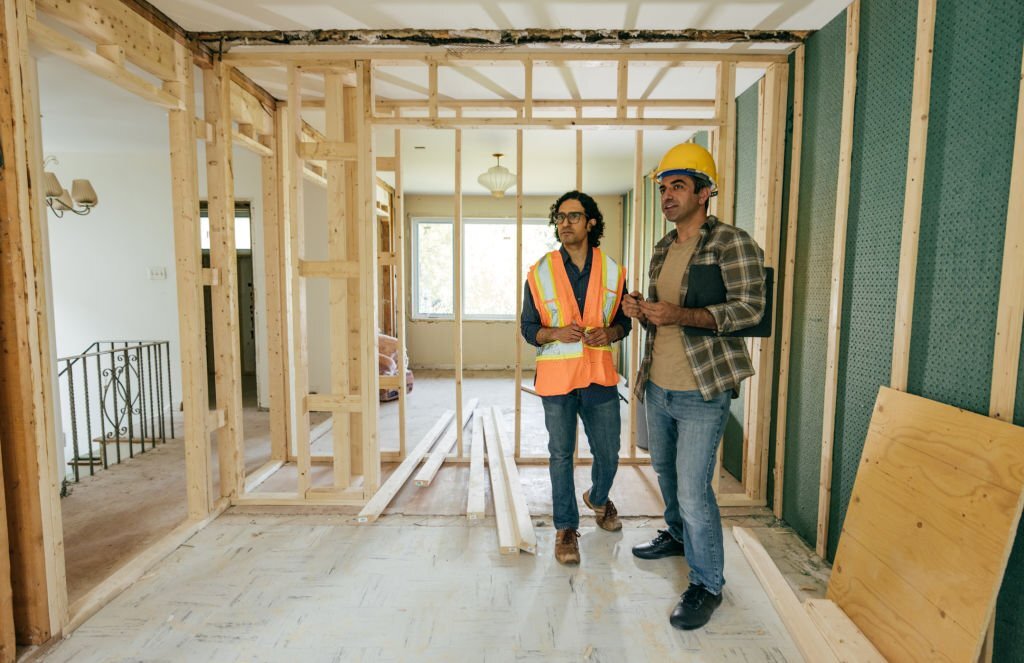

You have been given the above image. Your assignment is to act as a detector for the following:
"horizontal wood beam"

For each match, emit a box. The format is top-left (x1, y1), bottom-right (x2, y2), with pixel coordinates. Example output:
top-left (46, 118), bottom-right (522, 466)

top-left (233, 131), bottom-right (273, 156)
top-left (304, 393), bottom-right (361, 412)
top-left (372, 116), bottom-right (722, 130)
top-left (298, 141), bottom-right (357, 160)
top-left (196, 28), bottom-right (811, 51)
top-left (297, 259), bottom-right (359, 279)
top-left (222, 49), bottom-right (791, 66)
top-left (28, 19), bottom-right (184, 110)
top-left (376, 97), bottom-right (716, 110)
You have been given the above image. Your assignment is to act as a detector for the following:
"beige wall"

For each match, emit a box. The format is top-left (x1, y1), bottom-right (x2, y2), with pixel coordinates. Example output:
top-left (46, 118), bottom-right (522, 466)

top-left (403, 193), bottom-right (625, 370)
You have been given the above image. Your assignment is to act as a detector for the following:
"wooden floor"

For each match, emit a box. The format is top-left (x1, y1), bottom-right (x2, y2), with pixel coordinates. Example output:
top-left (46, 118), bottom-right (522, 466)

top-left (41, 514), bottom-right (805, 662)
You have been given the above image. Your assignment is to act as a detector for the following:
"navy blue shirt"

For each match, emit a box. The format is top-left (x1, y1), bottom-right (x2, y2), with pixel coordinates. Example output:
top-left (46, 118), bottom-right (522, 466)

top-left (521, 246), bottom-right (632, 405)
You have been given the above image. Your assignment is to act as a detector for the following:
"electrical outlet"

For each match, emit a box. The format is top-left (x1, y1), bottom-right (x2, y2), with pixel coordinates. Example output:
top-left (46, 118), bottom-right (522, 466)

top-left (148, 266), bottom-right (167, 280)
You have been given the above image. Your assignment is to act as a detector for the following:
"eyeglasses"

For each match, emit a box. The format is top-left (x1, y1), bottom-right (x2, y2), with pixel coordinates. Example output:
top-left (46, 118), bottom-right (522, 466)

top-left (552, 211), bottom-right (586, 225)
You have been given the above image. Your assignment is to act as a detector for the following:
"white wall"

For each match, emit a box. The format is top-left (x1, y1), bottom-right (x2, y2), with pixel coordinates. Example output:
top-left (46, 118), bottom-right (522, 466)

top-left (403, 193), bottom-right (625, 370)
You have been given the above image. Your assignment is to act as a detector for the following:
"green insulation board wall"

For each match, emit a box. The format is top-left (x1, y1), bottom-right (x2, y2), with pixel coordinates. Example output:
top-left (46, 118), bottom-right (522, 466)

top-left (723, 81), bottom-right (760, 481)
top-left (826, 0), bottom-right (915, 559)
top-left (779, 10), bottom-right (846, 544)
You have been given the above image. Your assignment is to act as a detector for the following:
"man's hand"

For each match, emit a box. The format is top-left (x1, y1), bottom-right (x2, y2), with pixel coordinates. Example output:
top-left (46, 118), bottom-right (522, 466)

top-left (540, 322), bottom-right (585, 344)
top-left (639, 300), bottom-right (683, 326)
top-left (621, 291), bottom-right (644, 318)
top-left (583, 326), bottom-right (616, 347)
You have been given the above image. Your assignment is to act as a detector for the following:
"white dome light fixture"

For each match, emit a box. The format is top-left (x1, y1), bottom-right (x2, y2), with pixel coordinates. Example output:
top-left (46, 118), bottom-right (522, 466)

top-left (477, 153), bottom-right (516, 198)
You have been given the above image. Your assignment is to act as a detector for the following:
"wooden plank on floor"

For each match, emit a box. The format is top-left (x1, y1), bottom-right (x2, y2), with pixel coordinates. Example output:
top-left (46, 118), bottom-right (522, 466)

top-left (733, 527), bottom-right (838, 663)
top-left (356, 409), bottom-right (456, 523)
top-left (805, 599), bottom-right (886, 663)
top-left (466, 409), bottom-right (486, 519)
top-left (483, 409), bottom-right (519, 555)
top-left (414, 398), bottom-right (478, 486)
top-left (491, 406), bottom-right (536, 554)
top-left (828, 387), bottom-right (1024, 663)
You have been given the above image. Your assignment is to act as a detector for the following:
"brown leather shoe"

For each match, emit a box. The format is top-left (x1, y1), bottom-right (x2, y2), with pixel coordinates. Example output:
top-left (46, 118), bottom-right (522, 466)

top-left (583, 489), bottom-right (622, 532)
top-left (555, 528), bottom-right (580, 564)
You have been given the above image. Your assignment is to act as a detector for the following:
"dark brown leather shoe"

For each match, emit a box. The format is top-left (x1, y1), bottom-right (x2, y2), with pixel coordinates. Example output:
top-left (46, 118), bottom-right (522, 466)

top-left (555, 528), bottom-right (580, 564)
top-left (583, 489), bottom-right (622, 532)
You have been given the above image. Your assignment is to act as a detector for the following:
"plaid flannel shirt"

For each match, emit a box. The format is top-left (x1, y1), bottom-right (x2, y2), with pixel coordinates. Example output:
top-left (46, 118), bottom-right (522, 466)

top-left (635, 216), bottom-right (766, 402)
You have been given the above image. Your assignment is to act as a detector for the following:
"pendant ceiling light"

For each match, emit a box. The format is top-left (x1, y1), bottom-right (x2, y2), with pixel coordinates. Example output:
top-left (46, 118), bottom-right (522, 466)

top-left (477, 153), bottom-right (516, 198)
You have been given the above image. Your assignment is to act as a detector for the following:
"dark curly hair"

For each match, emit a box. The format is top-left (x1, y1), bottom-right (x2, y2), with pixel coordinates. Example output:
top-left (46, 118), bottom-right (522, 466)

top-left (549, 190), bottom-right (604, 247)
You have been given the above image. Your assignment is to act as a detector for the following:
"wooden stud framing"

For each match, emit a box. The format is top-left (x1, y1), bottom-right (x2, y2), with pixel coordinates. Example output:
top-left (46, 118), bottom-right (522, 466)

top-left (0, 0), bottom-right (67, 641)
top-left (261, 124), bottom-right (290, 463)
top-left (167, 41), bottom-right (215, 520)
top-left (34, 0), bottom-right (178, 81)
top-left (393, 129), bottom-right (409, 459)
top-left (817, 0), bottom-right (860, 559)
top-left (628, 130), bottom-right (644, 455)
top-left (514, 130), bottom-right (524, 457)
top-left (616, 61), bottom-right (628, 120)
top-left (205, 61), bottom-right (246, 499)
top-left (773, 44), bottom-right (805, 518)
top-left (376, 97), bottom-right (716, 113)
top-left (357, 61), bottom-right (381, 490)
top-left (745, 62), bottom-right (789, 502)
top-left (576, 107), bottom-right (584, 191)
top-left (283, 68), bottom-right (313, 495)
top-left (453, 127), bottom-right (465, 457)
top-left (0, 451), bottom-right (12, 662)
top-left (714, 61), bottom-right (737, 226)
top-left (372, 116), bottom-right (721, 130)
top-left (27, 19), bottom-right (183, 111)
top-left (891, 0), bottom-right (937, 392)
top-left (523, 59), bottom-right (533, 119)
top-left (326, 71), bottom-right (352, 489)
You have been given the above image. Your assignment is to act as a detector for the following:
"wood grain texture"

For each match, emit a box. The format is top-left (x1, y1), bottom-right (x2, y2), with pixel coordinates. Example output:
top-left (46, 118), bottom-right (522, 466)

top-left (828, 387), bottom-right (1024, 662)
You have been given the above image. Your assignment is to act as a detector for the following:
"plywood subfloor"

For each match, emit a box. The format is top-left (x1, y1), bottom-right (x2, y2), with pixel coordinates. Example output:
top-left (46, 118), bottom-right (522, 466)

top-left (41, 513), bottom-right (806, 662)
top-left (62, 371), bottom-right (745, 606)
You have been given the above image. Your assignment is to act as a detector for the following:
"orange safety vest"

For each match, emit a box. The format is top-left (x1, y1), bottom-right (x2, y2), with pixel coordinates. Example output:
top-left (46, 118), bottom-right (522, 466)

top-left (526, 248), bottom-right (625, 396)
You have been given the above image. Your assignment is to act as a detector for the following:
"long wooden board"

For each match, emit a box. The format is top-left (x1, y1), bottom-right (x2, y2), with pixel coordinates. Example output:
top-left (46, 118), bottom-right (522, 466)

top-left (411, 398), bottom-right (475, 487)
top-left (491, 406), bottom-right (536, 554)
top-left (356, 410), bottom-right (455, 523)
top-left (414, 398), bottom-right (479, 486)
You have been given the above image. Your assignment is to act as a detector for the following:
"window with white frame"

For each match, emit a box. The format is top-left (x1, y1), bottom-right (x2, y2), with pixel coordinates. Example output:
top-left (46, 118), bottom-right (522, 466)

top-left (412, 217), bottom-right (560, 320)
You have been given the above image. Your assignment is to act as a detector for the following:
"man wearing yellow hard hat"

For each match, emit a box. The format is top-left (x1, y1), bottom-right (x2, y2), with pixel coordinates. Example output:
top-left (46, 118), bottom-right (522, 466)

top-left (621, 142), bottom-right (766, 630)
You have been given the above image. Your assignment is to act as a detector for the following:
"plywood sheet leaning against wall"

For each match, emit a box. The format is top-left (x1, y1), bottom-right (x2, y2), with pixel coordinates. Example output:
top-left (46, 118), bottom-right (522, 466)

top-left (828, 387), bottom-right (1024, 662)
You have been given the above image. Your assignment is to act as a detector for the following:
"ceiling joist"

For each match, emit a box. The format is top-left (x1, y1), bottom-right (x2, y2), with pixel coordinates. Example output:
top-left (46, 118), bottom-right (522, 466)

top-left (195, 28), bottom-right (811, 52)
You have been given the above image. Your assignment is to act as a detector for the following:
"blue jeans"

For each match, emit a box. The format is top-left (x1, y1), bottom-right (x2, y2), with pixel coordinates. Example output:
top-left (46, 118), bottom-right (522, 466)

top-left (644, 382), bottom-right (731, 594)
top-left (542, 394), bottom-right (621, 530)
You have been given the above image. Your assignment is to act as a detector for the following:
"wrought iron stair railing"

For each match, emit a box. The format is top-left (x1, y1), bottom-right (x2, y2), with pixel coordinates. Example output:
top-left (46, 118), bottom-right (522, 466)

top-left (57, 340), bottom-right (174, 483)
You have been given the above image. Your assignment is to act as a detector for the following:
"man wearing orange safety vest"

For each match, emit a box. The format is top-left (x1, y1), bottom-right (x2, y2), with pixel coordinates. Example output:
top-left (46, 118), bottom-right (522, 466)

top-left (521, 191), bottom-right (632, 565)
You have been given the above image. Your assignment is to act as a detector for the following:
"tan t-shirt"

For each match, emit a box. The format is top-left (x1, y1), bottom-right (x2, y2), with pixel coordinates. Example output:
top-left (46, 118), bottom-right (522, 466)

top-left (650, 234), bottom-right (699, 391)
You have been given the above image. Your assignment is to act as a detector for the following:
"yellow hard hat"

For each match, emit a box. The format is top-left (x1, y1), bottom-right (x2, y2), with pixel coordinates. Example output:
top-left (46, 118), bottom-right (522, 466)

top-left (655, 142), bottom-right (718, 196)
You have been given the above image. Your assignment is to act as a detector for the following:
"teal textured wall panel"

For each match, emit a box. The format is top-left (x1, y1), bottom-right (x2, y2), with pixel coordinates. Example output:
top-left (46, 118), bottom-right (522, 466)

top-left (723, 82), bottom-right (760, 481)
top-left (827, 0), bottom-right (915, 559)
top-left (780, 10), bottom-right (846, 544)
top-left (906, 0), bottom-right (1020, 413)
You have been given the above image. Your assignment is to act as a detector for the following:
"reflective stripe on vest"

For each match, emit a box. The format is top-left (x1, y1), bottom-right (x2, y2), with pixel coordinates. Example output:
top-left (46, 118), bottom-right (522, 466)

top-left (527, 248), bottom-right (625, 395)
